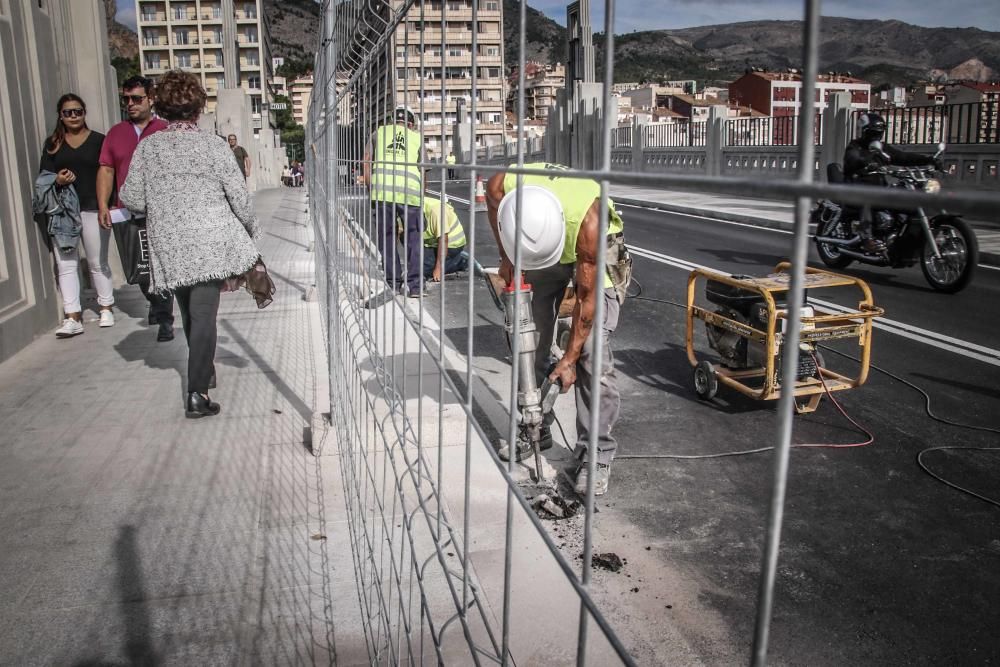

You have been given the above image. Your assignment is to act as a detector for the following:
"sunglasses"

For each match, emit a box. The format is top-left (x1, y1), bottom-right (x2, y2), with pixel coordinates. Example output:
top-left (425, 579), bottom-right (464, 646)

top-left (121, 94), bottom-right (148, 106)
top-left (60, 108), bottom-right (85, 118)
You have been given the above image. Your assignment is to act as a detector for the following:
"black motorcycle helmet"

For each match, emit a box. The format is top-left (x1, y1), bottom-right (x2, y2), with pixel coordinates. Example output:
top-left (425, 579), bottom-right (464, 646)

top-left (858, 112), bottom-right (886, 144)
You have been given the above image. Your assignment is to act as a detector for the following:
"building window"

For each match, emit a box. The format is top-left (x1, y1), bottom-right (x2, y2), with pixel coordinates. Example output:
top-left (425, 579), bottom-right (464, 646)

top-left (174, 32), bottom-right (189, 45)
top-left (251, 95), bottom-right (262, 114)
top-left (177, 54), bottom-right (191, 67)
top-left (248, 75), bottom-right (261, 89)
top-left (448, 47), bottom-right (464, 57)
top-left (173, 6), bottom-right (188, 20)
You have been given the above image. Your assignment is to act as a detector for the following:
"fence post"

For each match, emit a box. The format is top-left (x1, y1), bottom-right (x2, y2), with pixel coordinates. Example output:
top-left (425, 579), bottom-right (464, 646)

top-left (705, 105), bottom-right (727, 177)
top-left (632, 118), bottom-right (644, 172)
top-left (820, 92), bottom-right (851, 181)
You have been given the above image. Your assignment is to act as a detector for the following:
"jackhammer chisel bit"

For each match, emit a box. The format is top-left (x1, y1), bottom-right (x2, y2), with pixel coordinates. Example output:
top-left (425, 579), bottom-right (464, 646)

top-left (503, 277), bottom-right (546, 481)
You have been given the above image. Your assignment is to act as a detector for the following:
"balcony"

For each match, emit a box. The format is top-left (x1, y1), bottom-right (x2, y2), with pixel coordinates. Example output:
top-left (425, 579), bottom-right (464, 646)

top-left (237, 36), bottom-right (260, 46)
top-left (236, 12), bottom-right (259, 22)
top-left (140, 13), bottom-right (167, 23)
top-left (175, 61), bottom-right (202, 70)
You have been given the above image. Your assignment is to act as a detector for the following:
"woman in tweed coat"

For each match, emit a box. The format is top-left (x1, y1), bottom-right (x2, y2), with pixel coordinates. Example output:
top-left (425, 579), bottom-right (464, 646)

top-left (121, 70), bottom-right (261, 418)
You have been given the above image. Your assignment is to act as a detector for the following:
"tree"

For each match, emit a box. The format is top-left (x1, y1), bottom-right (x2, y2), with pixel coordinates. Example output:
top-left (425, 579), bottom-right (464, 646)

top-left (276, 58), bottom-right (313, 80)
top-left (112, 56), bottom-right (140, 86)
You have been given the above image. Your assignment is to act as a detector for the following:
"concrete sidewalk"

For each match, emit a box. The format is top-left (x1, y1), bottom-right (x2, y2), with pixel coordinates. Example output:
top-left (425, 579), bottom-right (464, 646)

top-left (0, 188), bottom-right (366, 665)
top-left (609, 184), bottom-right (1000, 264)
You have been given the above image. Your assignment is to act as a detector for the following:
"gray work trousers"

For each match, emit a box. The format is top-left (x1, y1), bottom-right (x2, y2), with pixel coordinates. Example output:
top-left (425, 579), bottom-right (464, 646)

top-left (524, 263), bottom-right (621, 465)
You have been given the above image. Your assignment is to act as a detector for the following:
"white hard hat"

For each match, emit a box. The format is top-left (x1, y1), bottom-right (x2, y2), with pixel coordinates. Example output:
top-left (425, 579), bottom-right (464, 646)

top-left (497, 186), bottom-right (565, 270)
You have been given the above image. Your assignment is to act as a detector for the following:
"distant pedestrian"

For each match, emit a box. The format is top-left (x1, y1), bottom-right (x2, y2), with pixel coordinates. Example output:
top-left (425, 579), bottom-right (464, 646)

top-left (97, 75), bottom-right (175, 341)
top-left (281, 165), bottom-right (292, 186)
top-left (228, 134), bottom-right (251, 180)
top-left (445, 151), bottom-right (456, 180)
top-left (121, 70), bottom-right (262, 419)
top-left (36, 93), bottom-right (115, 338)
top-left (292, 161), bottom-right (304, 187)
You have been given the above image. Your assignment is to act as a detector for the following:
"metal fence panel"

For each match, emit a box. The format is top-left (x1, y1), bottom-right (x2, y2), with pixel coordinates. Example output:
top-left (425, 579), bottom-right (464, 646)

top-left (307, 0), bottom-right (1000, 664)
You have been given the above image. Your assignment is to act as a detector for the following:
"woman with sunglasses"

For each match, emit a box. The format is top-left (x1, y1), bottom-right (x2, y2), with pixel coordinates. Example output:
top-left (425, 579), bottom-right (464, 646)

top-left (39, 93), bottom-right (115, 337)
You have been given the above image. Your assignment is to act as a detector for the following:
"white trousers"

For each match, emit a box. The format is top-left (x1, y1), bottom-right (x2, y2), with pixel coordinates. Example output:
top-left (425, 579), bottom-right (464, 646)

top-left (53, 210), bottom-right (115, 314)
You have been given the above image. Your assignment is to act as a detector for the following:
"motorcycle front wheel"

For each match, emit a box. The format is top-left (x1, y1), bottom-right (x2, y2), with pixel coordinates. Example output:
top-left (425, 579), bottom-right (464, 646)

top-left (921, 217), bottom-right (978, 293)
top-left (814, 212), bottom-right (854, 269)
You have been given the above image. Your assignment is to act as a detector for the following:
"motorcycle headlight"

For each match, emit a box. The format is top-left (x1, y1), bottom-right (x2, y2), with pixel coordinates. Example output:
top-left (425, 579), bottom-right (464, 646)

top-left (925, 178), bottom-right (942, 194)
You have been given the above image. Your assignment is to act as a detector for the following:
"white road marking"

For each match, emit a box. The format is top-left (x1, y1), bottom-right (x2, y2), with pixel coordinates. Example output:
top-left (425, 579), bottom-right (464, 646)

top-left (617, 202), bottom-right (796, 235)
top-left (630, 244), bottom-right (1000, 368)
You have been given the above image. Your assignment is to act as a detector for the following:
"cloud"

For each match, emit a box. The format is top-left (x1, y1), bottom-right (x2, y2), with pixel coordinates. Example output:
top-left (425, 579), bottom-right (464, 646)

top-left (115, 0), bottom-right (137, 31)
top-left (532, 0), bottom-right (1000, 33)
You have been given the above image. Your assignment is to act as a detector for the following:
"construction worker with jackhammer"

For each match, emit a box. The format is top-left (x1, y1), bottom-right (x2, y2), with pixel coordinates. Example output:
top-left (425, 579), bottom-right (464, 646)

top-left (486, 163), bottom-right (631, 496)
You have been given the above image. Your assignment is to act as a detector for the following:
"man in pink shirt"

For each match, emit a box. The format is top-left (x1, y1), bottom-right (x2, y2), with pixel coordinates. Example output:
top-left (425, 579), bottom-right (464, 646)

top-left (97, 76), bottom-right (174, 341)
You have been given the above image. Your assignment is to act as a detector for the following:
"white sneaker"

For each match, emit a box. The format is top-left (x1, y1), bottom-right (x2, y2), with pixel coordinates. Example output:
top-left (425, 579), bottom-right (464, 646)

top-left (98, 309), bottom-right (115, 328)
top-left (55, 318), bottom-right (84, 338)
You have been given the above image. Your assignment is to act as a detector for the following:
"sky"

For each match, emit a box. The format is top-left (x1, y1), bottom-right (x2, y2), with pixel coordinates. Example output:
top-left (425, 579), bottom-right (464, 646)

top-left (114, 0), bottom-right (1000, 34)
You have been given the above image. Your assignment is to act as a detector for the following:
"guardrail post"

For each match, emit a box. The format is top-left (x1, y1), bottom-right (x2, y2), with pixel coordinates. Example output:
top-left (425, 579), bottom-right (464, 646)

top-left (632, 118), bottom-right (644, 172)
top-left (705, 105), bottom-right (727, 177)
top-left (820, 92), bottom-right (852, 181)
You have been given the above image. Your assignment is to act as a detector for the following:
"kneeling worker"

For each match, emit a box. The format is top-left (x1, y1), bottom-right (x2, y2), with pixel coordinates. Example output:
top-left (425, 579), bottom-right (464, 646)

top-left (486, 163), bottom-right (630, 496)
top-left (422, 195), bottom-right (469, 282)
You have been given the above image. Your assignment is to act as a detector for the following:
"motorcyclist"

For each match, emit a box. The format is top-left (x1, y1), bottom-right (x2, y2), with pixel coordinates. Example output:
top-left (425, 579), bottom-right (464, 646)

top-left (843, 112), bottom-right (940, 253)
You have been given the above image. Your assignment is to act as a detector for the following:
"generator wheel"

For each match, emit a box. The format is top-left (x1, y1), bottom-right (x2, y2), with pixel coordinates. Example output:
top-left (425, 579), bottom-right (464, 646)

top-left (693, 361), bottom-right (718, 400)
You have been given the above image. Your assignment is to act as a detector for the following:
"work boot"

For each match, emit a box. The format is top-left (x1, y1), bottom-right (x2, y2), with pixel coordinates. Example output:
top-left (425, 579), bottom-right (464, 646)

top-left (498, 425), bottom-right (553, 462)
top-left (574, 463), bottom-right (611, 496)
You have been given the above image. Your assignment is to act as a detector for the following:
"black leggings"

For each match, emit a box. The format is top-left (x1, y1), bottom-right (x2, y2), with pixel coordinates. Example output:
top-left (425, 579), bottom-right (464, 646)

top-left (174, 281), bottom-right (221, 394)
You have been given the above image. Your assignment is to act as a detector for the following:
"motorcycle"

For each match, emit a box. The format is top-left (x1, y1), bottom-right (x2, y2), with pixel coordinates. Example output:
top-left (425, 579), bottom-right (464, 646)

top-left (811, 143), bottom-right (978, 293)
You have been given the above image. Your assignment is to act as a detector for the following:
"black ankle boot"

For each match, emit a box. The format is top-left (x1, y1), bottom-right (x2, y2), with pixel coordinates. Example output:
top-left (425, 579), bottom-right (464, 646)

top-left (185, 392), bottom-right (221, 418)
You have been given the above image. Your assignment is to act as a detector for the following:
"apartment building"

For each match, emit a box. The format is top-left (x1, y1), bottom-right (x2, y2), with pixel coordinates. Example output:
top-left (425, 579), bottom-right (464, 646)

top-left (509, 63), bottom-right (565, 121)
top-left (729, 70), bottom-right (871, 117)
top-left (377, 0), bottom-right (506, 158)
top-left (135, 0), bottom-right (274, 134)
top-left (289, 74), bottom-right (314, 127)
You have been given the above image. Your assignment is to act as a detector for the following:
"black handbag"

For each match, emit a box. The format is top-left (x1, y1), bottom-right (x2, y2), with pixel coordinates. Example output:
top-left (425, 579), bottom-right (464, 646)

top-left (111, 216), bottom-right (151, 285)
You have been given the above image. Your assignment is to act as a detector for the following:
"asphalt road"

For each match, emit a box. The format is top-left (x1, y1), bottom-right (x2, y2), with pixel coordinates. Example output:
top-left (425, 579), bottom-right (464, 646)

top-left (356, 184), bottom-right (1000, 664)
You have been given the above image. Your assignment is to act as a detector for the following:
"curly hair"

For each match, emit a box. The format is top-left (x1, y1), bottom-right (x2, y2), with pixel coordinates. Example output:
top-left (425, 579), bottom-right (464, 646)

top-left (154, 70), bottom-right (206, 121)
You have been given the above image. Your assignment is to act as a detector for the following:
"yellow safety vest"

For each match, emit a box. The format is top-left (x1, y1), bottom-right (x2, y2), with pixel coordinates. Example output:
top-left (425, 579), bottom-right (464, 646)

top-left (371, 124), bottom-right (422, 205)
top-left (445, 154), bottom-right (456, 165)
top-left (503, 163), bottom-right (624, 286)
top-left (423, 197), bottom-right (466, 249)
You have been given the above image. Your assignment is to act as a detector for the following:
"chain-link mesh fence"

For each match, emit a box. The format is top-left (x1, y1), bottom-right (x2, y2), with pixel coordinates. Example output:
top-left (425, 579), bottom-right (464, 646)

top-left (306, 0), bottom-right (999, 664)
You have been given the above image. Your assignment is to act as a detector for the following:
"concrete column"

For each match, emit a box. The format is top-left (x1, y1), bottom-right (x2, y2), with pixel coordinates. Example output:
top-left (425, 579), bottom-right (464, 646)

top-left (221, 0), bottom-right (239, 87)
top-left (705, 105), bottom-right (727, 177)
top-left (821, 92), bottom-right (852, 181)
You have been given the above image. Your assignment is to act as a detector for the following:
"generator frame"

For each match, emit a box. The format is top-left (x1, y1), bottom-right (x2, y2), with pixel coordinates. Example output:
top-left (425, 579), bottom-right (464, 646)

top-left (685, 262), bottom-right (884, 413)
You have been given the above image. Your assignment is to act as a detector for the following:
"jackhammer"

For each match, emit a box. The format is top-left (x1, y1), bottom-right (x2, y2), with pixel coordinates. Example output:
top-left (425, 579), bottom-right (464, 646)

top-left (502, 276), bottom-right (561, 481)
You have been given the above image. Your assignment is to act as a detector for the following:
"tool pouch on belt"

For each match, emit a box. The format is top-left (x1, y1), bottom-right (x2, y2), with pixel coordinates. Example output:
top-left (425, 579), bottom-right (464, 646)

top-left (606, 232), bottom-right (633, 304)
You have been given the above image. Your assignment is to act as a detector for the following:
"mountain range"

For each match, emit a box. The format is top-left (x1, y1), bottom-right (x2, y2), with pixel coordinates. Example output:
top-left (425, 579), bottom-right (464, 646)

top-left (106, 1), bottom-right (999, 89)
